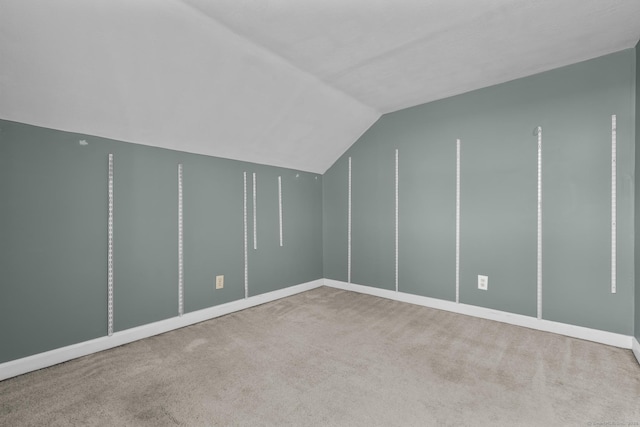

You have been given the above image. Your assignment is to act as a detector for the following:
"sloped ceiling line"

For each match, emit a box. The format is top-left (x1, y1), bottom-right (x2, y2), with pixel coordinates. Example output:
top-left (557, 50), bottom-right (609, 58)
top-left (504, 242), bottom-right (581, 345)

top-left (176, 0), bottom-right (381, 117)
top-left (0, 0), bottom-right (379, 174)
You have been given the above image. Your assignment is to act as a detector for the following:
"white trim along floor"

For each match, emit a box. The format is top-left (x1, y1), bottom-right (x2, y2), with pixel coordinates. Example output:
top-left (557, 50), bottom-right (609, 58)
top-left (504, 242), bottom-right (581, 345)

top-left (1, 278), bottom-right (637, 382)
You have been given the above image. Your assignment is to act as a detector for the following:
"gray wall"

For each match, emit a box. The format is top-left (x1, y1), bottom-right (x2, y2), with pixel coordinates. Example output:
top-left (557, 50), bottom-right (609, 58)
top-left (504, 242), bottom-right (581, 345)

top-left (635, 41), bottom-right (640, 342)
top-left (0, 120), bottom-right (323, 363)
top-left (1, 48), bottom-right (638, 365)
top-left (324, 49), bottom-right (636, 335)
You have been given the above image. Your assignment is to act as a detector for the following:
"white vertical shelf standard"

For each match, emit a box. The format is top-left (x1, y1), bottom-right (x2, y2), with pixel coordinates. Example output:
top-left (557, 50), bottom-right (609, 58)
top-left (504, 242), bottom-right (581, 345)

top-left (178, 164), bottom-right (184, 317)
top-left (536, 126), bottom-right (543, 319)
top-left (611, 114), bottom-right (617, 294)
top-left (252, 172), bottom-right (257, 250)
top-left (348, 157), bottom-right (352, 284)
top-left (107, 154), bottom-right (114, 336)
top-left (455, 139), bottom-right (461, 304)
top-left (243, 172), bottom-right (249, 299)
top-left (278, 176), bottom-right (283, 247)
top-left (395, 149), bottom-right (399, 292)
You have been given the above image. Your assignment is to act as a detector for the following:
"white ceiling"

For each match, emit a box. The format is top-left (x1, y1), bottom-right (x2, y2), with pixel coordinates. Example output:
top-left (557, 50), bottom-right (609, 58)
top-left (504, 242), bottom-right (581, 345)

top-left (1, 1), bottom-right (639, 173)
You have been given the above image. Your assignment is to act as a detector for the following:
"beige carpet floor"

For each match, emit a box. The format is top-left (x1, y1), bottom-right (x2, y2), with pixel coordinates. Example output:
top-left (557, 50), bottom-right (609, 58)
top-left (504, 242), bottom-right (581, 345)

top-left (1, 286), bottom-right (639, 426)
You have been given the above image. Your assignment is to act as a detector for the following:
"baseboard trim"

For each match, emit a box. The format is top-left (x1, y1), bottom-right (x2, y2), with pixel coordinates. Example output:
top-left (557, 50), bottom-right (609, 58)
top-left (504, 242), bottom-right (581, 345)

top-left (633, 337), bottom-right (640, 365)
top-left (323, 279), bottom-right (633, 350)
top-left (0, 279), bottom-right (324, 382)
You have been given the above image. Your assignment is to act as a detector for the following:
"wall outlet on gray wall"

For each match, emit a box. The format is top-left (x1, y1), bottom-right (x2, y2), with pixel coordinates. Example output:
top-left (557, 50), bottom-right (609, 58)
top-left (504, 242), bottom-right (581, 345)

top-left (216, 275), bottom-right (224, 290)
top-left (478, 275), bottom-right (488, 291)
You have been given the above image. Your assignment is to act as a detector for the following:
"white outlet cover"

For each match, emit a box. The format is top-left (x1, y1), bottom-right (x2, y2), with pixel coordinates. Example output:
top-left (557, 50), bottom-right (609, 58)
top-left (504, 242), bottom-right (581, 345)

top-left (216, 275), bottom-right (224, 289)
top-left (478, 275), bottom-right (488, 290)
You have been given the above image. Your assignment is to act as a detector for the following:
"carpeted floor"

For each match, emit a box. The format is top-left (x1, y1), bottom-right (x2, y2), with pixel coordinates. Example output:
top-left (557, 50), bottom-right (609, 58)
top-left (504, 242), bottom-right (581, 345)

top-left (1, 286), bottom-right (639, 426)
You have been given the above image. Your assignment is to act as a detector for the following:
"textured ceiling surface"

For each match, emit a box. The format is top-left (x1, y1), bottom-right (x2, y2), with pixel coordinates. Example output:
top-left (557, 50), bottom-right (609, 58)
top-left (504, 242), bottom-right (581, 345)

top-left (1, 1), bottom-right (640, 173)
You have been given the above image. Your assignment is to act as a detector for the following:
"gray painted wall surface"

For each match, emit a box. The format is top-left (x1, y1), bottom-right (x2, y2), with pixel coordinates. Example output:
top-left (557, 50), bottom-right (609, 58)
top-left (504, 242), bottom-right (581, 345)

top-left (114, 144), bottom-right (179, 331)
top-left (322, 156), bottom-right (349, 281)
top-left (323, 49), bottom-right (636, 334)
top-left (0, 120), bottom-right (322, 363)
top-left (635, 42), bottom-right (640, 342)
top-left (247, 165), bottom-right (323, 296)
top-left (350, 143), bottom-right (396, 290)
top-left (1, 122), bottom-right (108, 362)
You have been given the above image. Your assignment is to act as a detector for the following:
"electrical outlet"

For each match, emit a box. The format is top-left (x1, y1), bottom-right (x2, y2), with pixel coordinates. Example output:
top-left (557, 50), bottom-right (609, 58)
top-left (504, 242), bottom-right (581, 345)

top-left (478, 275), bottom-right (488, 290)
top-left (215, 275), bottom-right (224, 290)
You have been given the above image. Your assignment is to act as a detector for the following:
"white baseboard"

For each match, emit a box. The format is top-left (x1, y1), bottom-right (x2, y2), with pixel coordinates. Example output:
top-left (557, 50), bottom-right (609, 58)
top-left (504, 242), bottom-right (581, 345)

top-left (4, 278), bottom-right (636, 381)
top-left (324, 279), bottom-right (634, 350)
top-left (633, 337), bottom-right (640, 365)
top-left (0, 279), bottom-right (324, 382)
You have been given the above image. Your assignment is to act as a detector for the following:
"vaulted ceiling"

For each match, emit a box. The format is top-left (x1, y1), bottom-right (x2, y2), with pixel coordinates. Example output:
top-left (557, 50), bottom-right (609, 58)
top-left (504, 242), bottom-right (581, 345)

top-left (1, 1), bottom-right (639, 173)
